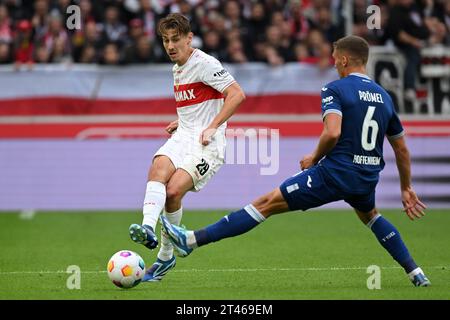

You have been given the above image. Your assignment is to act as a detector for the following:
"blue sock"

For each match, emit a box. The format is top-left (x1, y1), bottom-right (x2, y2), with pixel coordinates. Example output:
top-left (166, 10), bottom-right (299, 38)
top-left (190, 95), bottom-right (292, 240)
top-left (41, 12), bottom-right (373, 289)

top-left (194, 205), bottom-right (265, 247)
top-left (368, 214), bottom-right (418, 273)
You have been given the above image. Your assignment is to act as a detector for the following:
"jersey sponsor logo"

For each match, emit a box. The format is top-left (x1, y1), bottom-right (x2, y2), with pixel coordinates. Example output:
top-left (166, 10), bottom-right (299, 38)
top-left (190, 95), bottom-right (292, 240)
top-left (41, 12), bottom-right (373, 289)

top-left (174, 82), bottom-right (224, 108)
top-left (358, 90), bottom-right (384, 103)
top-left (307, 175), bottom-right (312, 188)
top-left (174, 89), bottom-right (196, 102)
top-left (322, 96), bottom-right (333, 105)
top-left (286, 183), bottom-right (299, 193)
top-left (196, 158), bottom-right (210, 176)
top-left (213, 69), bottom-right (228, 77)
top-left (353, 154), bottom-right (381, 165)
top-left (382, 231), bottom-right (396, 242)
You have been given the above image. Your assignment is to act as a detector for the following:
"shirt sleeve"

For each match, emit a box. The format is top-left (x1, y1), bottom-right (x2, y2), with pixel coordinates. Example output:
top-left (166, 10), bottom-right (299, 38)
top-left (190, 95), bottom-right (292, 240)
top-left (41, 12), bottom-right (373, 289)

top-left (386, 110), bottom-right (405, 140)
top-left (321, 85), bottom-right (342, 119)
top-left (200, 59), bottom-right (236, 93)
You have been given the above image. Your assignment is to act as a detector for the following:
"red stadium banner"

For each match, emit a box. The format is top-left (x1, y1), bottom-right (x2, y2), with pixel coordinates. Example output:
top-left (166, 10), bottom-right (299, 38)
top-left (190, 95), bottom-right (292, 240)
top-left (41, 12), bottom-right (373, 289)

top-left (1, 64), bottom-right (449, 138)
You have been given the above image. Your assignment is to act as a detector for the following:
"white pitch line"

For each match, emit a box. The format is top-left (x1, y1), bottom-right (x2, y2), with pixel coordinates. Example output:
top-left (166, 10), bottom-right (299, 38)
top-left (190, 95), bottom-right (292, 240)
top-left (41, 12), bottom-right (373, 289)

top-left (0, 266), bottom-right (447, 275)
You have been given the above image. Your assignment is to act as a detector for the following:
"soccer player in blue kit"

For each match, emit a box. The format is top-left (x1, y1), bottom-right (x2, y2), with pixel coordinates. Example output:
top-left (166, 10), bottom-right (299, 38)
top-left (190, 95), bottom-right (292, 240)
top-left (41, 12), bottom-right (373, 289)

top-left (161, 35), bottom-right (431, 287)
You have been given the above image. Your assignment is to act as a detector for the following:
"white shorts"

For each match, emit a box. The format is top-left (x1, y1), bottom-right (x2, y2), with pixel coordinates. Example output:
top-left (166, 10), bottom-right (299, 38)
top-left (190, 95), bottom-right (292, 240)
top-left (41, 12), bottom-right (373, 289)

top-left (153, 130), bottom-right (226, 191)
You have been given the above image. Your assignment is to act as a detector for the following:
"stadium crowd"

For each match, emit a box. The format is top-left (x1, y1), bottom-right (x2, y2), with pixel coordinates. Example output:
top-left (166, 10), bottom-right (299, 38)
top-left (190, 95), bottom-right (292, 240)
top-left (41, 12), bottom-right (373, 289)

top-left (0, 0), bottom-right (448, 69)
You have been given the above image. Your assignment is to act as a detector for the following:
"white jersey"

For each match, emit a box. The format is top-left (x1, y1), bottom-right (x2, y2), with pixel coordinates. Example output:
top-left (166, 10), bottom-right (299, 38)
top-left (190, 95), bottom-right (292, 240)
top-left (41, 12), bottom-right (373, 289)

top-left (172, 49), bottom-right (236, 137)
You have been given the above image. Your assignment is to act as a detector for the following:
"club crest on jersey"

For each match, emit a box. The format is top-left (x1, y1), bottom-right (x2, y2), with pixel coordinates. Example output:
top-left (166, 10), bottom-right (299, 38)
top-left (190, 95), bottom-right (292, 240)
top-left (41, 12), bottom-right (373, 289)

top-left (175, 89), bottom-right (196, 102)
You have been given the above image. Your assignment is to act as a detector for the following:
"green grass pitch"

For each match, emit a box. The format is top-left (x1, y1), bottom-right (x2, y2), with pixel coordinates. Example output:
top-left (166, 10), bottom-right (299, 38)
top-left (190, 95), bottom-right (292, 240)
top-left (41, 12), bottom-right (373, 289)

top-left (0, 209), bottom-right (449, 300)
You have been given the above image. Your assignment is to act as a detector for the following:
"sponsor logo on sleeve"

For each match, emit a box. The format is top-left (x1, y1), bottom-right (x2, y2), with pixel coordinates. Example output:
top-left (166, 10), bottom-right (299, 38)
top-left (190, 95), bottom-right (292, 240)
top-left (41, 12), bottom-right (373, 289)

top-left (213, 69), bottom-right (228, 77)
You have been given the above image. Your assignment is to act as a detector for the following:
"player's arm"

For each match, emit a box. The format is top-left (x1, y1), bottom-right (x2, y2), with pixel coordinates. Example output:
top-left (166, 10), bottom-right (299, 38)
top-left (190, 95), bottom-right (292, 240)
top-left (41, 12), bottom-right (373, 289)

top-left (389, 136), bottom-right (427, 220)
top-left (200, 82), bottom-right (246, 145)
top-left (166, 119), bottom-right (178, 134)
top-left (300, 113), bottom-right (342, 170)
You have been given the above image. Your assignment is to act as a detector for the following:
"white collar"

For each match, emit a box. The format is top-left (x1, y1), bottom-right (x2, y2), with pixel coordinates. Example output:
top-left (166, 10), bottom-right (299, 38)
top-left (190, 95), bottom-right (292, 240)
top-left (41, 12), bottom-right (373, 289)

top-left (349, 72), bottom-right (371, 80)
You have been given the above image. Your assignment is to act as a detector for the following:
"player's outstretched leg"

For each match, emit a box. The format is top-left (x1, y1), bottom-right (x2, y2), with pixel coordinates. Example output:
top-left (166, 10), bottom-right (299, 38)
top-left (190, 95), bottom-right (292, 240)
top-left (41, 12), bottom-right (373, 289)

top-left (129, 223), bottom-right (158, 250)
top-left (361, 210), bottom-right (431, 287)
top-left (161, 188), bottom-right (288, 257)
top-left (161, 204), bottom-right (266, 257)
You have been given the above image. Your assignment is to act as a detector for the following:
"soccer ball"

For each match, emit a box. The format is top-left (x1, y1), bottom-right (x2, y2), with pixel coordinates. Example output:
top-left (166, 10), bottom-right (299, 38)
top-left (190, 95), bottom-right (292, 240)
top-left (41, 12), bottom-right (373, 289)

top-left (107, 250), bottom-right (145, 289)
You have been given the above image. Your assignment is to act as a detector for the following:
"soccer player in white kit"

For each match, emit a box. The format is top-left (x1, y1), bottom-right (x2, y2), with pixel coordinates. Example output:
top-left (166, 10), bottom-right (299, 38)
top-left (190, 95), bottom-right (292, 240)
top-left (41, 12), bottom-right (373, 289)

top-left (129, 13), bottom-right (246, 281)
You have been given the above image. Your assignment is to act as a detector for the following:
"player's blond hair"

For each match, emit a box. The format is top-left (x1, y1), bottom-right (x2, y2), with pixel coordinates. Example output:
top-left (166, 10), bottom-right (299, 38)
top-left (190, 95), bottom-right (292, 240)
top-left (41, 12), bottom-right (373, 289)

top-left (157, 13), bottom-right (191, 37)
top-left (333, 36), bottom-right (369, 65)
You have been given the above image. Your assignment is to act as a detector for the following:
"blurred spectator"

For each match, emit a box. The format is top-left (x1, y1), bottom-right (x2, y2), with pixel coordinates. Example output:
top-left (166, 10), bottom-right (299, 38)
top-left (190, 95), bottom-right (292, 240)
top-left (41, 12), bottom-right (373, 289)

top-left (72, 20), bottom-right (102, 62)
top-left (270, 10), bottom-right (284, 29)
top-left (294, 41), bottom-right (309, 62)
top-left (0, 40), bottom-right (13, 63)
top-left (201, 29), bottom-right (226, 61)
top-left (100, 42), bottom-right (122, 65)
top-left (310, 5), bottom-right (344, 43)
top-left (176, 0), bottom-right (203, 38)
top-left (127, 18), bottom-right (145, 44)
top-left (418, 0), bottom-right (446, 45)
top-left (265, 24), bottom-right (295, 62)
top-left (51, 0), bottom-right (71, 16)
top-left (31, 0), bottom-right (50, 40)
top-left (208, 10), bottom-right (227, 35)
top-left (124, 34), bottom-right (156, 63)
top-left (386, 0), bottom-right (436, 101)
top-left (247, 1), bottom-right (268, 43)
top-left (13, 19), bottom-right (34, 68)
top-left (252, 40), bottom-right (269, 62)
top-left (305, 28), bottom-right (327, 59)
top-left (78, 44), bottom-right (97, 63)
top-left (42, 11), bottom-right (71, 56)
top-left (223, 0), bottom-right (249, 33)
top-left (50, 36), bottom-right (72, 63)
top-left (287, 0), bottom-right (312, 41)
top-left (294, 37), bottom-right (333, 70)
top-left (34, 43), bottom-right (51, 63)
top-left (79, 0), bottom-right (96, 27)
top-left (225, 37), bottom-right (248, 63)
top-left (444, 0), bottom-right (450, 45)
top-left (0, 4), bottom-right (13, 44)
top-left (1, 0), bottom-right (23, 21)
top-left (135, 0), bottom-right (158, 42)
top-left (98, 5), bottom-right (127, 45)
top-left (265, 44), bottom-right (284, 66)
top-left (316, 40), bottom-right (333, 70)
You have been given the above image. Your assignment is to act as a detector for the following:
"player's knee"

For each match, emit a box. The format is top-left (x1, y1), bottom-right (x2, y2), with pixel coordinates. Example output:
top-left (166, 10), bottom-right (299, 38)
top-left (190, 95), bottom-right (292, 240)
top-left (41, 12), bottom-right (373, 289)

top-left (356, 208), bottom-right (378, 225)
top-left (148, 158), bottom-right (173, 183)
top-left (252, 194), bottom-right (275, 218)
top-left (166, 185), bottom-right (182, 202)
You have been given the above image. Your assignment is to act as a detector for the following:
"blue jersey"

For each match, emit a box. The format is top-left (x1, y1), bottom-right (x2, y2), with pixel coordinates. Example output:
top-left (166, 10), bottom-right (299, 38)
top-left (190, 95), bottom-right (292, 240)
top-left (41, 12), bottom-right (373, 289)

top-left (319, 73), bottom-right (404, 194)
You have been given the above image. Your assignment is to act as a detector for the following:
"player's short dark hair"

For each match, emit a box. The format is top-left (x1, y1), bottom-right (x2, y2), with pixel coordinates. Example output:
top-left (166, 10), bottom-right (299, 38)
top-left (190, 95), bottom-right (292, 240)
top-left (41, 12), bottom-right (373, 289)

top-left (157, 13), bottom-right (191, 37)
top-left (333, 36), bottom-right (369, 65)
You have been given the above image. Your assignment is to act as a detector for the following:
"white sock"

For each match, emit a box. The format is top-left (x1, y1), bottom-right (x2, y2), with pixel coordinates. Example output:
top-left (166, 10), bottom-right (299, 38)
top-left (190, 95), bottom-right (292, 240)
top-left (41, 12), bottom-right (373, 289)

top-left (157, 207), bottom-right (183, 261)
top-left (142, 181), bottom-right (166, 231)
top-left (186, 231), bottom-right (197, 249)
top-left (408, 267), bottom-right (423, 279)
top-left (366, 213), bottom-right (381, 229)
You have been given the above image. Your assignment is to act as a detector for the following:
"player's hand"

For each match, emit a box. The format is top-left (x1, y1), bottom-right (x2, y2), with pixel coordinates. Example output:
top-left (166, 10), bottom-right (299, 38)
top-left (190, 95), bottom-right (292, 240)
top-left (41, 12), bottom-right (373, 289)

top-left (200, 127), bottom-right (217, 146)
top-left (401, 187), bottom-right (427, 220)
top-left (166, 120), bottom-right (178, 134)
top-left (300, 154), bottom-right (315, 170)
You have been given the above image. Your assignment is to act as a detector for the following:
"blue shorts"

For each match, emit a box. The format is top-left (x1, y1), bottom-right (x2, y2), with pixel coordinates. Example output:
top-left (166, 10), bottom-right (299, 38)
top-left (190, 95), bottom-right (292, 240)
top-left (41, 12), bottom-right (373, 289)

top-left (279, 164), bottom-right (376, 213)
